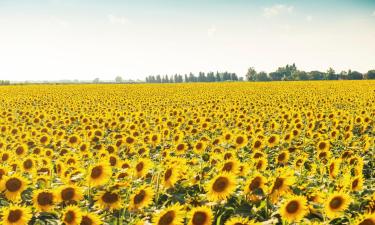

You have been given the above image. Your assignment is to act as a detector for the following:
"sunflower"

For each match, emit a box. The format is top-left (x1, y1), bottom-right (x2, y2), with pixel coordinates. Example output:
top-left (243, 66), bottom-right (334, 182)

top-left (324, 192), bottom-right (351, 218)
top-left (254, 158), bottom-right (268, 171)
top-left (193, 141), bottom-right (207, 154)
top-left (224, 216), bottom-right (259, 225)
top-left (62, 205), bottom-right (83, 225)
top-left (317, 140), bottom-right (330, 151)
top-left (152, 204), bottom-right (184, 225)
top-left (233, 134), bottom-right (248, 149)
top-left (129, 185), bottom-right (154, 210)
top-left (327, 158), bottom-right (341, 179)
top-left (174, 142), bottom-right (188, 155)
top-left (56, 184), bottom-right (84, 204)
top-left (353, 213), bottom-right (375, 225)
top-left (0, 175), bottom-right (28, 201)
top-left (95, 190), bottom-right (122, 210)
top-left (219, 159), bottom-right (239, 174)
top-left (279, 195), bottom-right (308, 223)
top-left (267, 134), bottom-right (279, 148)
top-left (252, 139), bottom-right (263, 151)
top-left (276, 151), bottom-right (290, 165)
top-left (134, 158), bottom-right (153, 178)
top-left (350, 175), bottom-right (364, 192)
top-left (163, 166), bottom-right (180, 189)
top-left (87, 163), bottom-right (111, 187)
top-left (188, 206), bottom-right (213, 225)
top-left (1, 205), bottom-right (32, 225)
top-left (80, 212), bottom-right (102, 225)
top-left (244, 173), bottom-right (267, 200)
top-left (269, 169), bottom-right (295, 202)
top-left (206, 172), bottom-right (236, 202)
top-left (33, 189), bottom-right (56, 212)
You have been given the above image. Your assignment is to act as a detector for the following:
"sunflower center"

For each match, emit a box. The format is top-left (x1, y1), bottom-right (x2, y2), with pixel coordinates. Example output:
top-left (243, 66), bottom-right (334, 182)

top-left (164, 169), bottom-right (172, 181)
top-left (352, 179), bottom-right (359, 189)
top-left (81, 216), bottom-right (93, 225)
top-left (329, 196), bottom-right (343, 209)
top-left (110, 157), bottom-right (117, 166)
top-left (286, 200), bottom-right (300, 214)
top-left (177, 144), bottom-right (184, 151)
top-left (268, 136), bottom-right (276, 144)
top-left (136, 162), bottom-right (144, 172)
top-left (278, 153), bottom-right (286, 162)
top-left (222, 162), bottom-right (233, 172)
top-left (158, 211), bottom-right (175, 225)
top-left (6, 178), bottom-right (22, 192)
top-left (90, 166), bottom-right (103, 179)
top-left (249, 177), bottom-right (262, 191)
top-left (272, 178), bottom-right (284, 192)
top-left (358, 219), bottom-right (375, 225)
top-left (212, 177), bottom-right (229, 192)
top-left (254, 140), bottom-right (261, 148)
top-left (133, 190), bottom-right (146, 204)
top-left (37, 192), bottom-right (53, 206)
top-left (61, 187), bottom-right (75, 201)
top-left (236, 136), bottom-right (244, 145)
top-left (64, 211), bottom-right (76, 223)
top-left (192, 211), bottom-right (207, 225)
top-left (8, 209), bottom-right (22, 223)
top-left (23, 159), bottom-right (33, 169)
top-left (318, 142), bottom-right (326, 150)
top-left (102, 192), bottom-right (119, 204)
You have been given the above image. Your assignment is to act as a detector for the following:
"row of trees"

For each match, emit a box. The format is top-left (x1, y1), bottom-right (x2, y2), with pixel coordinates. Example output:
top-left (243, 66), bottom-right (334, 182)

top-left (145, 71), bottom-right (241, 83)
top-left (0, 80), bottom-right (10, 85)
top-left (246, 64), bottom-right (375, 81)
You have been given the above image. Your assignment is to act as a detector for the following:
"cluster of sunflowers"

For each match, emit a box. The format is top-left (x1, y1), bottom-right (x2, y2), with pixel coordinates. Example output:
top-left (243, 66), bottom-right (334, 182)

top-left (0, 81), bottom-right (374, 225)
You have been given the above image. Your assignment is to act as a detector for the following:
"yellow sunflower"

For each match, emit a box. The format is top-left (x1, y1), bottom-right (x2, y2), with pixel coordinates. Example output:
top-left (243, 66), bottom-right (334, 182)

top-left (187, 206), bottom-right (213, 225)
top-left (129, 185), bottom-right (154, 210)
top-left (0, 174), bottom-right (28, 201)
top-left (152, 204), bottom-right (184, 225)
top-left (87, 163), bottom-right (111, 187)
top-left (206, 172), bottom-right (237, 202)
top-left (56, 184), bottom-right (84, 203)
top-left (1, 205), bottom-right (32, 225)
top-left (324, 192), bottom-right (351, 218)
top-left (62, 205), bottom-right (83, 225)
top-left (224, 216), bottom-right (259, 225)
top-left (353, 213), bottom-right (375, 225)
top-left (33, 189), bottom-right (56, 212)
top-left (95, 190), bottom-right (122, 210)
top-left (80, 211), bottom-right (102, 225)
top-left (279, 195), bottom-right (308, 223)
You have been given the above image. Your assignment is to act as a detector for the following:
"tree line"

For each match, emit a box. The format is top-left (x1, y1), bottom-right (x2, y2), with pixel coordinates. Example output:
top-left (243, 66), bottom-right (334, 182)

top-left (245, 64), bottom-right (375, 81)
top-left (145, 71), bottom-right (241, 83)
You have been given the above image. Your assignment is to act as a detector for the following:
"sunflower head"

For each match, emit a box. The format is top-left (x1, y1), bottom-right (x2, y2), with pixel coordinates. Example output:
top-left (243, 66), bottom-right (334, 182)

top-left (188, 206), bottom-right (213, 225)
top-left (280, 195), bottom-right (308, 223)
top-left (1, 205), bottom-right (32, 225)
top-left (206, 172), bottom-right (237, 202)
top-left (324, 192), bottom-right (352, 218)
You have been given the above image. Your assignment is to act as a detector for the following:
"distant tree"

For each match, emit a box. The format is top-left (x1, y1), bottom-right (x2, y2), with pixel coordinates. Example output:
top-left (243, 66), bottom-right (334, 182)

top-left (309, 71), bottom-right (324, 80)
top-left (255, 71), bottom-right (269, 81)
top-left (339, 71), bottom-right (348, 80)
top-left (324, 68), bottom-right (336, 80)
top-left (115, 76), bottom-right (123, 83)
top-left (156, 75), bottom-right (162, 83)
top-left (246, 67), bottom-right (257, 81)
top-left (366, 70), bottom-right (375, 79)
top-left (347, 70), bottom-right (363, 80)
top-left (93, 78), bottom-right (100, 83)
top-left (269, 71), bottom-right (283, 81)
top-left (292, 70), bottom-right (309, 80)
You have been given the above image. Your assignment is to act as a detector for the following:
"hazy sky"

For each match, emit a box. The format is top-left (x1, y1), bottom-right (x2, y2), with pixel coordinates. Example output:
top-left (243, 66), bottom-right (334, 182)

top-left (0, 0), bottom-right (374, 81)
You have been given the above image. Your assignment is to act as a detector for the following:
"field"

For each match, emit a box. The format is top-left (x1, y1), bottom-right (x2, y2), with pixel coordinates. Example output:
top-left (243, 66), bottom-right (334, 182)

top-left (0, 81), bottom-right (374, 225)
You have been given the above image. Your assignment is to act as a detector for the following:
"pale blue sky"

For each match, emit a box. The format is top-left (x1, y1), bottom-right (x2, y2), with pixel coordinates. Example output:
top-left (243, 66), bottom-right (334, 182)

top-left (0, 0), bottom-right (374, 81)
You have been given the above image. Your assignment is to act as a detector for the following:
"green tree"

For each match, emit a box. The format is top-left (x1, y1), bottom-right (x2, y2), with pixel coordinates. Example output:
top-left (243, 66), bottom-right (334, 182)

top-left (365, 70), bottom-right (375, 79)
top-left (246, 67), bottom-right (257, 81)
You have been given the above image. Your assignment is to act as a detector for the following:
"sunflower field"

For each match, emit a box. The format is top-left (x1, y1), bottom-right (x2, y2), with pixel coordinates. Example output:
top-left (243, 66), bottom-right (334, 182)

top-left (0, 81), bottom-right (374, 225)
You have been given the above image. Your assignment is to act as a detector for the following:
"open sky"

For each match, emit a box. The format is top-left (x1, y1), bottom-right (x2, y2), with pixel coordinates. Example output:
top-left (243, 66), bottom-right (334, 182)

top-left (0, 0), bottom-right (374, 81)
